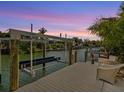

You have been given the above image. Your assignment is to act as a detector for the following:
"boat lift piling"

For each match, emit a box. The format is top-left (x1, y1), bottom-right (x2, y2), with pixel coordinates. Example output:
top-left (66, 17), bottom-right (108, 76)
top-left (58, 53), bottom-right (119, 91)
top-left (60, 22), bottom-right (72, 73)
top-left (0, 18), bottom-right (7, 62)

top-left (1, 28), bottom-right (75, 91)
top-left (0, 40), bottom-right (1, 84)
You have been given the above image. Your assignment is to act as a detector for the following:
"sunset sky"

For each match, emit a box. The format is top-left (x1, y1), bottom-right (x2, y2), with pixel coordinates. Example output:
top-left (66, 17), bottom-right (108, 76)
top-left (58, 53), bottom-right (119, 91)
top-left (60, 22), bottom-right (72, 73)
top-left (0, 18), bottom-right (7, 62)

top-left (0, 1), bottom-right (122, 40)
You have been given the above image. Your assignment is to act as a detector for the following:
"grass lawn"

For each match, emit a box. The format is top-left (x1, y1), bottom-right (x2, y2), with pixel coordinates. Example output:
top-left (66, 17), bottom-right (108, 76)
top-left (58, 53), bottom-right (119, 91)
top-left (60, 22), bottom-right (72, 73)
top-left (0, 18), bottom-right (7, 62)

top-left (19, 52), bottom-right (43, 61)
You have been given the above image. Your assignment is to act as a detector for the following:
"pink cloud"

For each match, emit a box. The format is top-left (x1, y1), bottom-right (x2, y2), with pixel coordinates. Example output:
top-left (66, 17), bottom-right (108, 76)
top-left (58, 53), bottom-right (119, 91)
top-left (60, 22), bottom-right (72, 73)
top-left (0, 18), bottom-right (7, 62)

top-left (46, 28), bottom-right (100, 40)
top-left (0, 26), bottom-right (99, 40)
top-left (0, 11), bottom-right (99, 40)
top-left (0, 11), bottom-right (95, 25)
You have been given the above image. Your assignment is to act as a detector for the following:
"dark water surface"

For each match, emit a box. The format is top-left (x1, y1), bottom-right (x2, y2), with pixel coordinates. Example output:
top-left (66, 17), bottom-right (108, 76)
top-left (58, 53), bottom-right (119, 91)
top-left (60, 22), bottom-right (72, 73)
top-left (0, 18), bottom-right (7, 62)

top-left (0, 48), bottom-right (100, 91)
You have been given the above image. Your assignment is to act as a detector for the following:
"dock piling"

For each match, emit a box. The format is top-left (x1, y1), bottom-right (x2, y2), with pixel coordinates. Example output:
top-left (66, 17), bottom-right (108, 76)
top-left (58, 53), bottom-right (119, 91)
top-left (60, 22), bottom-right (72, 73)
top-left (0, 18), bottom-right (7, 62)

top-left (43, 42), bottom-right (46, 70)
top-left (0, 40), bottom-right (1, 84)
top-left (10, 40), bottom-right (19, 91)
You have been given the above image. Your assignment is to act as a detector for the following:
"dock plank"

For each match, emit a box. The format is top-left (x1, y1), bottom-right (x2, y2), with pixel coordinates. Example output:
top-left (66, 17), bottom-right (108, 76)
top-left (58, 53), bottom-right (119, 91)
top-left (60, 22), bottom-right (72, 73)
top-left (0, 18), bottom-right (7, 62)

top-left (16, 62), bottom-right (124, 92)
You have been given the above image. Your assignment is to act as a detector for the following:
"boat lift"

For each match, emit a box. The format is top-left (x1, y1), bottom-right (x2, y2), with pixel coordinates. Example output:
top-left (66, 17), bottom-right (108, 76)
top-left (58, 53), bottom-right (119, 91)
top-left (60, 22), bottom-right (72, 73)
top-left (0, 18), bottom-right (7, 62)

top-left (0, 26), bottom-right (76, 91)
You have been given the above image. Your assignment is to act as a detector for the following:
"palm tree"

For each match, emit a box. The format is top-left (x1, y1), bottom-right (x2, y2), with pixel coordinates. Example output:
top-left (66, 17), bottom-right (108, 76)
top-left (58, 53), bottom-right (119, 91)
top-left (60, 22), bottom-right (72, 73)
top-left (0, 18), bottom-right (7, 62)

top-left (73, 37), bottom-right (82, 47)
top-left (38, 27), bottom-right (47, 35)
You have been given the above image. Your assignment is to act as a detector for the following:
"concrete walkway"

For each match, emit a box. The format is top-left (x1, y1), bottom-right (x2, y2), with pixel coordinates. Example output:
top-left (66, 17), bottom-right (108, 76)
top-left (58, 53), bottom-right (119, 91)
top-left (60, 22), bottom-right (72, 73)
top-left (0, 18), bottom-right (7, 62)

top-left (16, 62), bottom-right (124, 92)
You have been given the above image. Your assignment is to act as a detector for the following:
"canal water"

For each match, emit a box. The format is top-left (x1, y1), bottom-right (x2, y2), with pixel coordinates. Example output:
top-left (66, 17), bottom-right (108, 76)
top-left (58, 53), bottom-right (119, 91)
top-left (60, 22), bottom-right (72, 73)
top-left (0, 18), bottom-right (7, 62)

top-left (0, 48), bottom-right (99, 91)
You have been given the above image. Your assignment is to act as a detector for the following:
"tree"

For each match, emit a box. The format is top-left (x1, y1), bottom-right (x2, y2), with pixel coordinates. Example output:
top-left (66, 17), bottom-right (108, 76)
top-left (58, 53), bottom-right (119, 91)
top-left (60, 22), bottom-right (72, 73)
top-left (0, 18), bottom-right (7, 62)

top-left (118, 2), bottom-right (124, 17)
top-left (88, 2), bottom-right (124, 63)
top-left (72, 37), bottom-right (82, 47)
top-left (0, 31), bottom-right (10, 37)
top-left (88, 17), bottom-right (118, 50)
top-left (38, 27), bottom-right (47, 35)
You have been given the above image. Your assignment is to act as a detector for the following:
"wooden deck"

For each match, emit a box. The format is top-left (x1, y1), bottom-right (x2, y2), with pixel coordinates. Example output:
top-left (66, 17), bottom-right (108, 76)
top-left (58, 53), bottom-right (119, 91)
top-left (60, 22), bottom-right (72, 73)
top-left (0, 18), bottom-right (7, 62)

top-left (16, 62), bottom-right (124, 92)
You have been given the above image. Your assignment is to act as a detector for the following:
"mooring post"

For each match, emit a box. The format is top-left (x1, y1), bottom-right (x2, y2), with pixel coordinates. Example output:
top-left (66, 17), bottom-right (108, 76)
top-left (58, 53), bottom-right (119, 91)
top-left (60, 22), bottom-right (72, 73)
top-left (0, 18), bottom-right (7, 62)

top-left (10, 40), bottom-right (19, 91)
top-left (30, 24), bottom-right (34, 76)
top-left (43, 41), bottom-right (46, 70)
top-left (0, 40), bottom-right (1, 84)
top-left (64, 41), bottom-right (67, 63)
top-left (68, 42), bottom-right (72, 65)
top-left (84, 48), bottom-right (88, 62)
top-left (75, 50), bottom-right (77, 63)
top-left (91, 52), bottom-right (95, 64)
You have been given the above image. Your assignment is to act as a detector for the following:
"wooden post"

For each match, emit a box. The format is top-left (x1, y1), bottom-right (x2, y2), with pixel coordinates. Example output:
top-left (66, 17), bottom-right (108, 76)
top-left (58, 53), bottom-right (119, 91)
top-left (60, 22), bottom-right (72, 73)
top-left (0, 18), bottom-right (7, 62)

top-left (84, 48), bottom-right (88, 62)
top-left (30, 24), bottom-right (33, 74)
top-left (68, 42), bottom-right (72, 65)
top-left (43, 42), bottom-right (46, 70)
top-left (10, 40), bottom-right (19, 91)
top-left (75, 50), bottom-right (77, 63)
top-left (64, 41), bottom-right (67, 63)
top-left (91, 52), bottom-right (95, 64)
top-left (0, 40), bottom-right (1, 84)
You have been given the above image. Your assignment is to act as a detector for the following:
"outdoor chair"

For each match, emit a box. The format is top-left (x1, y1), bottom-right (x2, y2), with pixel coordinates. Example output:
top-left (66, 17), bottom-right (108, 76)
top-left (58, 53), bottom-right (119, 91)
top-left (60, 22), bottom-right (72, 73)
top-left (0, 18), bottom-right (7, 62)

top-left (97, 64), bottom-right (124, 84)
top-left (97, 56), bottom-right (124, 91)
top-left (98, 56), bottom-right (119, 66)
top-left (99, 52), bottom-right (108, 58)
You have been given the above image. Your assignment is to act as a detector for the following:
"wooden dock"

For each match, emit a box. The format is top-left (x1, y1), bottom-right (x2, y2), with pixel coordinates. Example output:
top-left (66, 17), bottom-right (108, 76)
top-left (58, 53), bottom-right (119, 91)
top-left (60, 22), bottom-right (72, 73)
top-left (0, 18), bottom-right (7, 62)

top-left (16, 62), bottom-right (124, 92)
